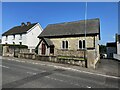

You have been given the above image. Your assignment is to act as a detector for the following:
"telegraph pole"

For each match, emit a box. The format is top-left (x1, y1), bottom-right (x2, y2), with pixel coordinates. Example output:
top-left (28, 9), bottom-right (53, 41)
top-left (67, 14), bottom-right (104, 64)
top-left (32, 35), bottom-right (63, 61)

top-left (84, 2), bottom-right (87, 68)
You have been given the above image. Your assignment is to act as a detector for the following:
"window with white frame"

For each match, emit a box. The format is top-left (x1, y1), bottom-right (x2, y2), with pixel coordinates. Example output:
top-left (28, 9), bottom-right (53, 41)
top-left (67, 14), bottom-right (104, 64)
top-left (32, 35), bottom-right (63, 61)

top-left (19, 34), bottom-right (22, 40)
top-left (83, 40), bottom-right (86, 49)
top-left (19, 42), bottom-right (22, 45)
top-left (13, 35), bottom-right (15, 40)
top-left (79, 40), bottom-right (82, 49)
top-left (5, 36), bottom-right (8, 41)
top-left (78, 40), bottom-right (86, 49)
top-left (13, 42), bottom-right (15, 45)
top-left (62, 41), bottom-right (68, 49)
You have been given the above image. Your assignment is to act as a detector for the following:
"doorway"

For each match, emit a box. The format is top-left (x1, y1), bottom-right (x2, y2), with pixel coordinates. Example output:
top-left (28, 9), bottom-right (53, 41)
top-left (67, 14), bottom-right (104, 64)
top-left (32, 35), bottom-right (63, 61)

top-left (41, 43), bottom-right (46, 55)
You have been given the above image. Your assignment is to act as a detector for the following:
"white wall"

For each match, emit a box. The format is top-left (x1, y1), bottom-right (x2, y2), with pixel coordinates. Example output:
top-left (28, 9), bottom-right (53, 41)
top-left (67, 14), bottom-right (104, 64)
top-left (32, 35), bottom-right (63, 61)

top-left (114, 54), bottom-right (120, 60)
top-left (2, 34), bottom-right (27, 45)
top-left (117, 43), bottom-right (120, 54)
top-left (2, 23), bottom-right (43, 53)
top-left (26, 23), bottom-right (42, 52)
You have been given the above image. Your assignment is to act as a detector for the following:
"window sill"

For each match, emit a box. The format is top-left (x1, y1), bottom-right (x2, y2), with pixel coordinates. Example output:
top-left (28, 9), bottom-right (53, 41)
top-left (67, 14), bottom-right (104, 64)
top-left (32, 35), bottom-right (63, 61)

top-left (77, 48), bottom-right (86, 51)
top-left (61, 49), bottom-right (68, 51)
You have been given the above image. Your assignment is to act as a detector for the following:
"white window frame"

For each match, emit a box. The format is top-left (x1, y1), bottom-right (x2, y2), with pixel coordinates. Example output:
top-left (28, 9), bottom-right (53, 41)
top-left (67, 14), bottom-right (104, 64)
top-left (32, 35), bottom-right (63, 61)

top-left (5, 36), bottom-right (8, 41)
top-left (78, 40), bottom-right (86, 49)
top-left (19, 34), bottom-right (22, 40)
top-left (61, 40), bottom-right (69, 49)
top-left (13, 35), bottom-right (15, 40)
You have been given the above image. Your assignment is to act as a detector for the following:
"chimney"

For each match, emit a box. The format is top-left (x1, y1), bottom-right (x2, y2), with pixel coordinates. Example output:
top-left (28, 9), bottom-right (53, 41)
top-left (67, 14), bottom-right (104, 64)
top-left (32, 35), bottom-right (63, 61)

top-left (27, 22), bottom-right (31, 26)
top-left (21, 22), bottom-right (26, 27)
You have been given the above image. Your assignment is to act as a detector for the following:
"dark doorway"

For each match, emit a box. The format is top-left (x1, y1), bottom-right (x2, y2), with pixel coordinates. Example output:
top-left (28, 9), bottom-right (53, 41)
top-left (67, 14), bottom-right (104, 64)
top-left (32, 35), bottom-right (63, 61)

top-left (42, 43), bottom-right (46, 55)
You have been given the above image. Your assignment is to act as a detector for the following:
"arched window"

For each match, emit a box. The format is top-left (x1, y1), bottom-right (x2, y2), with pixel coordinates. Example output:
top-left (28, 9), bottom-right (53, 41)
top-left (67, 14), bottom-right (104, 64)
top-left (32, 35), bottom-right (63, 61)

top-left (66, 41), bottom-right (68, 49)
top-left (79, 40), bottom-right (82, 49)
top-left (83, 40), bottom-right (86, 49)
top-left (62, 41), bottom-right (68, 49)
top-left (62, 41), bottom-right (65, 49)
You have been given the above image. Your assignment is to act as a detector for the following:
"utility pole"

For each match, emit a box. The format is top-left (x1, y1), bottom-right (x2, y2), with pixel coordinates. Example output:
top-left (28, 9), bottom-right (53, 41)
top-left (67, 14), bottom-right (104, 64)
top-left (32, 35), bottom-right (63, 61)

top-left (84, 2), bottom-right (87, 68)
top-left (85, 2), bottom-right (87, 50)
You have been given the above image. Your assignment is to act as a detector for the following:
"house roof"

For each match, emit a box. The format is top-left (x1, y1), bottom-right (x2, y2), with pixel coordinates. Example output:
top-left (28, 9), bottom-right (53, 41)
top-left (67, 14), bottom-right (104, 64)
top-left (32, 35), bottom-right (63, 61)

top-left (40, 38), bottom-right (54, 47)
top-left (38, 18), bottom-right (100, 38)
top-left (106, 42), bottom-right (116, 47)
top-left (2, 23), bottom-right (37, 36)
top-left (43, 38), bottom-right (54, 46)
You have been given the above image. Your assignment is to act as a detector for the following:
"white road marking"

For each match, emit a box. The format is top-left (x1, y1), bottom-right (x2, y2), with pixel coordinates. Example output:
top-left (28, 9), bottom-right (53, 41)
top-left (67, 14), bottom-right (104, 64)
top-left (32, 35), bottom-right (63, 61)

top-left (53, 65), bottom-right (120, 79)
top-left (87, 86), bottom-right (92, 88)
top-left (26, 72), bottom-right (37, 75)
top-left (0, 65), bottom-right (9, 69)
top-left (4, 58), bottom-right (120, 79)
top-left (45, 76), bottom-right (81, 87)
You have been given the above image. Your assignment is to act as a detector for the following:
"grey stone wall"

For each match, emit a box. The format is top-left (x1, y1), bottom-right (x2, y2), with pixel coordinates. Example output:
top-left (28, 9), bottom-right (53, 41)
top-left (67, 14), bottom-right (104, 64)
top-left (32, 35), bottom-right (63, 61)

top-left (55, 49), bottom-right (85, 57)
top-left (2, 46), bottom-right (29, 57)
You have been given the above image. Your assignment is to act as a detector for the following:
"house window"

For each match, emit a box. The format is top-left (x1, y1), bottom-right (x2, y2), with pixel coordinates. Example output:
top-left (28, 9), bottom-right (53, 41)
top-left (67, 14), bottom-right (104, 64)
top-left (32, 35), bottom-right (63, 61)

top-left (83, 40), bottom-right (86, 49)
top-left (13, 42), bottom-right (15, 45)
top-left (62, 41), bottom-right (65, 49)
top-left (13, 35), bottom-right (15, 40)
top-left (79, 40), bottom-right (82, 49)
top-left (78, 40), bottom-right (86, 49)
top-left (66, 41), bottom-right (68, 49)
top-left (62, 41), bottom-right (68, 49)
top-left (5, 36), bottom-right (8, 41)
top-left (20, 34), bottom-right (22, 40)
top-left (19, 42), bottom-right (22, 45)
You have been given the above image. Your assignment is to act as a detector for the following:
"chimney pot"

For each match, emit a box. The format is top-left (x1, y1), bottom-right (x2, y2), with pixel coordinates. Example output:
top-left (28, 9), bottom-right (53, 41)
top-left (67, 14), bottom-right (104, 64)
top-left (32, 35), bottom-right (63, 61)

top-left (21, 22), bottom-right (25, 27)
top-left (27, 22), bottom-right (31, 26)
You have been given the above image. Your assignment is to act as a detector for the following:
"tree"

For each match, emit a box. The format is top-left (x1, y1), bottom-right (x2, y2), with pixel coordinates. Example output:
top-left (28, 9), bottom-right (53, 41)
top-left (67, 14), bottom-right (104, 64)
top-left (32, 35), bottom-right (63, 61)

top-left (99, 45), bottom-right (106, 54)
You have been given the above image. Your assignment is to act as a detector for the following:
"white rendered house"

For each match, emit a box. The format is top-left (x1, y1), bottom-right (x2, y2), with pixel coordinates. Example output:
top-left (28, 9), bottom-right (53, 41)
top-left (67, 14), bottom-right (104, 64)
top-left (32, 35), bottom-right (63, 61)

top-left (113, 34), bottom-right (120, 60)
top-left (117, 35), bottom-right (120, 55)
top-left (2, 22), bottom-right (43, 53)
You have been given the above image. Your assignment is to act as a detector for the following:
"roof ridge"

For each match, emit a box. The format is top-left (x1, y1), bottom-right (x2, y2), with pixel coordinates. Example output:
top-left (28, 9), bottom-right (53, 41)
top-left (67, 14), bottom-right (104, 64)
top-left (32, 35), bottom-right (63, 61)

top-left (2, 22), bottom-right (38, 36)
top-left (48, 18), bottom-right (100, 26)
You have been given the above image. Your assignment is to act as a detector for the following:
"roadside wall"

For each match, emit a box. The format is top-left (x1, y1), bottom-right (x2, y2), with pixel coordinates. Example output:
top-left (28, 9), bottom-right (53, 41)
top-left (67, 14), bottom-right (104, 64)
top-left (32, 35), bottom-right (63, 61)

top-left (113, 54), bottom-right (120, 61)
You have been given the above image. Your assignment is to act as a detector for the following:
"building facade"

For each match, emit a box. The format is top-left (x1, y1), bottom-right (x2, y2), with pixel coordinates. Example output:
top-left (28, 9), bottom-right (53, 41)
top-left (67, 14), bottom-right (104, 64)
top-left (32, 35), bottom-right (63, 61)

top-left (117, 34), bottom-right (120, 55)
top-left (2, 22), bottom-right (43, 53)
top-left (37, 18), bottom-right (100, 65)
top-left (106, 42), bottom-right (117, 58)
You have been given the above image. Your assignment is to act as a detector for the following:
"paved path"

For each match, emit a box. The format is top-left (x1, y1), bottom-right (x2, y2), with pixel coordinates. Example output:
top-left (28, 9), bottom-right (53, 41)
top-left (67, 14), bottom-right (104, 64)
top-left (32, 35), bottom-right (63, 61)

top-left (1, 56), bottom-right (120, 88)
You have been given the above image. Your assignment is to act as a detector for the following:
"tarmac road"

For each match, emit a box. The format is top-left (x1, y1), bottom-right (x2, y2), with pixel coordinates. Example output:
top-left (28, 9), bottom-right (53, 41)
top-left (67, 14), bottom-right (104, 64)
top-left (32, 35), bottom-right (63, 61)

top-left (1, 57), bottom-right (120, 88)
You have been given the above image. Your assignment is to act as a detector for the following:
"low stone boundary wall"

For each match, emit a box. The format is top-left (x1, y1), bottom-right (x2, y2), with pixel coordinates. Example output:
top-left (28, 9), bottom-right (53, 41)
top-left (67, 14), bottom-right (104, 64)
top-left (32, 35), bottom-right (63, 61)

top-left (113, 54), bottom-right (120, 61)
top-left (18, 53), bottom-right (36, 59)
top-left (36, 55), bottom-right (86, 67)
top-left (56, 49), bottom-right (85, 57)
top-left (18, 53), bottom-right (86, 67)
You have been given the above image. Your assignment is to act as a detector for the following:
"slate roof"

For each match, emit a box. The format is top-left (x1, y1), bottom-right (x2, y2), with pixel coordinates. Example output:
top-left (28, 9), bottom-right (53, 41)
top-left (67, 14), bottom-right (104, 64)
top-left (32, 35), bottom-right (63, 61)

top-left (43, 38), bottom-right (54, 46)
top-left (2, 23), bottom-right (37, 36)
top-left (106, 42), bottom-right (116, 47)
top-left (38, 18), bottom-right (100, 38)
top-left (40, 38), bottom-right (54, 47)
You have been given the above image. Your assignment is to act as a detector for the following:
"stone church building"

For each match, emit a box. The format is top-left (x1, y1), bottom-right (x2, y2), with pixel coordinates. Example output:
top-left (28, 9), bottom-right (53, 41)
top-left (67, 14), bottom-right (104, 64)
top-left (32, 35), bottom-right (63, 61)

top-left (37, 18), bottom-right (100, 68)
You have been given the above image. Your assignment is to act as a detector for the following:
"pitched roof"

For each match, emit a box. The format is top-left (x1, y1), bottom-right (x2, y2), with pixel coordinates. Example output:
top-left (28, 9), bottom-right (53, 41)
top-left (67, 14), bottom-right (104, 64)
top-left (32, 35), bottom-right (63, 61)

top-left (43, 38), bottom-right (54, 46)
top-left (106, 42), bottom-right (116, 47)
top-left (38, 38), bottom-right (54, 47)
top-left (2, 23), bottom-right (37, 36)
top-left (38, 18), bottom-right (100, 38)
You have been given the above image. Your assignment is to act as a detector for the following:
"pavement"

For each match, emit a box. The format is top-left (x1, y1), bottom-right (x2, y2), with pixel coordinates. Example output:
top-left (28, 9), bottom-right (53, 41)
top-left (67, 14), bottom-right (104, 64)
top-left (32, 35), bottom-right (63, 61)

top-left (1, 56), bottom-right (120, 88)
